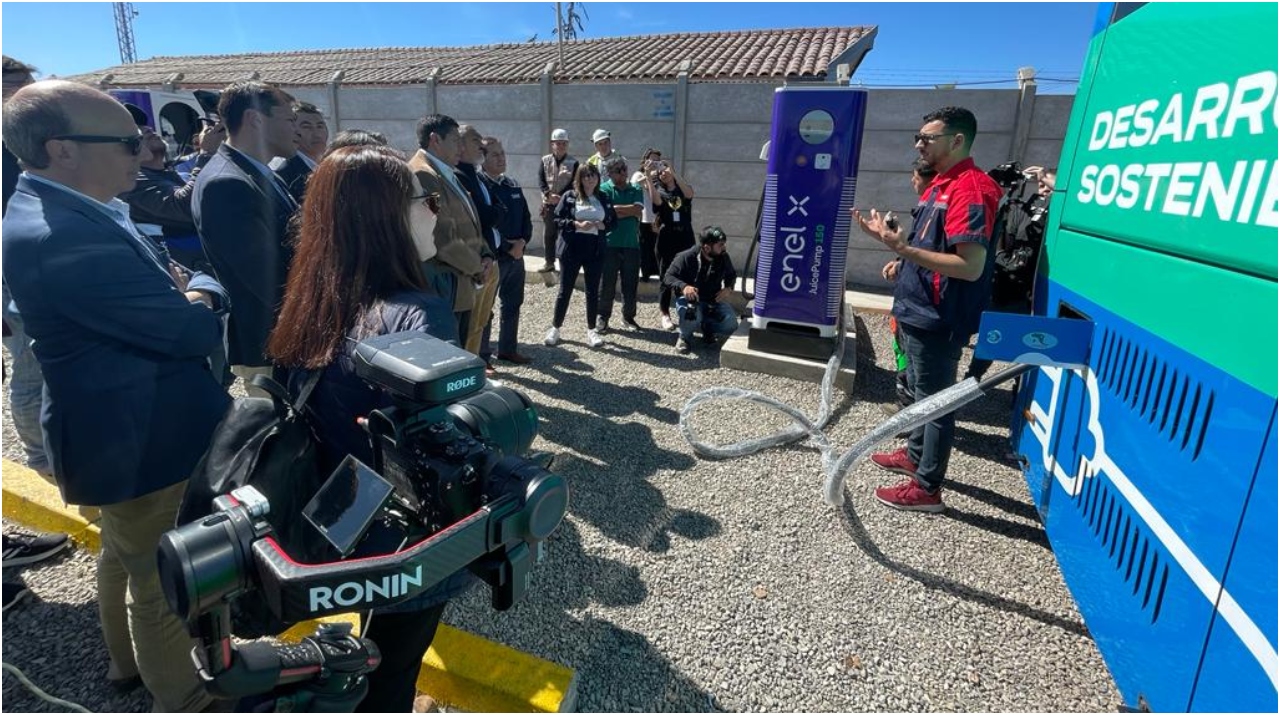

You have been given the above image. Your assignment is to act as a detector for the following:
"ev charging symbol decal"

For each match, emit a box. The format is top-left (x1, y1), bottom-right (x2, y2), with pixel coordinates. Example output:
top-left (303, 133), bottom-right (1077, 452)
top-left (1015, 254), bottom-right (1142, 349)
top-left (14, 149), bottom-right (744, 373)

top-left (787, 195), bottom-right (810, 217)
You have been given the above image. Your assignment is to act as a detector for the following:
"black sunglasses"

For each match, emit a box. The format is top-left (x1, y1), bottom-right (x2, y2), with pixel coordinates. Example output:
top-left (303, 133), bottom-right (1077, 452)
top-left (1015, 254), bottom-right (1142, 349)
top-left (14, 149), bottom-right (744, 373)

top-left (52, 134), bottom-right (146, 156)
top-left (411, 192), bottom-right (441, 213)
top-left (913, 132), bottom-right (958, 145)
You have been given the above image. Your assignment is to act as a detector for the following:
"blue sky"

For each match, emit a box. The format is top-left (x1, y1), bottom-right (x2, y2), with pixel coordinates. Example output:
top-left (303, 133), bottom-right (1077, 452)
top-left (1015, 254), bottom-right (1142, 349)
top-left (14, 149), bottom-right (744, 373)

top-left (1, 2), bottom-right (1096, 93)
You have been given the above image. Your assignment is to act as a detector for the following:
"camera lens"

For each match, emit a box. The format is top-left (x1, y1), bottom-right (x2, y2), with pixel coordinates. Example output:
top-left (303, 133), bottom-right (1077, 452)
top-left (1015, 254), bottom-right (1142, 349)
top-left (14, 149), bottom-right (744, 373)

top-left (487, 457), bottom-right (568, 542)
top-left (158, 508), bottom-right (259, 622)
top-left (446, 385), bottom-right (539, 458)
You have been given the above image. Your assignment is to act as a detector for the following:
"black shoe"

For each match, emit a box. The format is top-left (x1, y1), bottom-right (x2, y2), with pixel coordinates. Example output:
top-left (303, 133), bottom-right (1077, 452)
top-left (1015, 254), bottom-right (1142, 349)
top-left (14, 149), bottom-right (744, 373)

top-left (108, 675), bottom-right (144, 693)
top-left (675, 337), bottom-right (691, 354)
top-left (2, 580), bottom-right (31, 612)
top-left (2, 532), bottom-right (70, 568)
top-left (597, 318), bottom-right (610, 334)
top-left (623, 316), bottom-right (642, 331)
top-left (702, 332), bottom-right (717, 345)
top-left (538, 264), bottom-right (556, 273)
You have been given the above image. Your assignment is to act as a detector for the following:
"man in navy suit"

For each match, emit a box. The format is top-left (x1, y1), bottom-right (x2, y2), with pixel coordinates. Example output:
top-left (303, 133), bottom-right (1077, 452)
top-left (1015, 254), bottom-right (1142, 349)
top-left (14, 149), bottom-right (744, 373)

top-left (269, 100), bottom-right (327, 204)
top-left (2, 80), bottom-right (231, 711)
top-left (192, 81), bottom-right (298, 396)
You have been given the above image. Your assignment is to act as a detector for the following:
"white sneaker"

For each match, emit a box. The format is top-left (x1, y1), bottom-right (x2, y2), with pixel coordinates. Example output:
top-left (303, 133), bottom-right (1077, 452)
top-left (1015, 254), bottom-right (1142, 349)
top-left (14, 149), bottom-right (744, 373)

top-left (660, 315), bottom-right (675, 331)
top-left (587, 328), bottom-right (605, 348)
top-left (544, 327), bottom-right (560, 346)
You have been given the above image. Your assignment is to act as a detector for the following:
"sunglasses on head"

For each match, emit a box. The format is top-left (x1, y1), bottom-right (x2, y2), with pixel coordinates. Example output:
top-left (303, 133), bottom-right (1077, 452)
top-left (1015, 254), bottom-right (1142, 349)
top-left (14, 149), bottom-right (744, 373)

top-left (411, 191), bottom-right (441, 213)
top-left (52, 133), bottom-right (145, 156)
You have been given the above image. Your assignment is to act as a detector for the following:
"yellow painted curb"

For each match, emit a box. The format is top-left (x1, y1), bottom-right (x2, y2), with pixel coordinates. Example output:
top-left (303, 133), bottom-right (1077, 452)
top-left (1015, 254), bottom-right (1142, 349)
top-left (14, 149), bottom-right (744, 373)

top-left (1, 458), bottom-right (101, 551)
top-left (2, 458), bottom-right (577, 712)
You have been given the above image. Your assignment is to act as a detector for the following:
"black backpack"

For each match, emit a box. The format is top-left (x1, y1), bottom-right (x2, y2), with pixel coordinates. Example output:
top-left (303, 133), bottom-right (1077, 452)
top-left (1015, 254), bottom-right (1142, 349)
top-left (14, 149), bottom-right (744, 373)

top-left (176, 370), bottom-right (329, 637)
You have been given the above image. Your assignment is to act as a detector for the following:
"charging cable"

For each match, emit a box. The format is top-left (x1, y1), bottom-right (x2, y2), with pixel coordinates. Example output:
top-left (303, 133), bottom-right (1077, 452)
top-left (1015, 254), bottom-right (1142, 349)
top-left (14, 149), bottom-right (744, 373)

top-left (678, 320), bottom-right (1033, 506)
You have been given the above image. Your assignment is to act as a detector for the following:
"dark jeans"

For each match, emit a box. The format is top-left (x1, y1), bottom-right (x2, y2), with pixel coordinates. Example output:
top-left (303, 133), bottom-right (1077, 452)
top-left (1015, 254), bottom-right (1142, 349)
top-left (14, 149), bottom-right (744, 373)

top-left (639, 224), bottom-right (659, 278)
top-left (356, 603), bottom-right (447, 712)
top-left (553, 238), bottom-right (603, 329)
top-left (456, 310), bottom-right (472, 347)
top-left (481, 254), bottom-right (527, 359)
top-left (539, 213), bottom-right (558, 268)
top-left (900, 323), bottom-right (967, 492)
top-left (598, 247), bottom-right (639, 323)
top-left (656, 232), bottom-right (694, 315)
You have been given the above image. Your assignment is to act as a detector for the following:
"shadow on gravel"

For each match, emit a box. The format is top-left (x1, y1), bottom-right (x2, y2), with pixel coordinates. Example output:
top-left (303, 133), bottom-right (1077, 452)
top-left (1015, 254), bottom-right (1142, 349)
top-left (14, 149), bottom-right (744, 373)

top-left (942, 504), bottom-right (1052, 550)
top-left (450, 510), bottom-right (718, 711)
top-left (835, 494), bottom-right (1089, 638)
top-left (946, 478), bottom-right (1041, 523)
top-left (1, 596), bottom-right (151, 713)
top-left (499, 366), bottom-right (721, 555)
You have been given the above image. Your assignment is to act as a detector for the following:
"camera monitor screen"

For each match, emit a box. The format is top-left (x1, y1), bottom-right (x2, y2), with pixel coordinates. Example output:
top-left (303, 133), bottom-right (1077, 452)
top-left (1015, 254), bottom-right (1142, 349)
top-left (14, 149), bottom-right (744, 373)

top-left (303, 456), bottom-right (396, 557)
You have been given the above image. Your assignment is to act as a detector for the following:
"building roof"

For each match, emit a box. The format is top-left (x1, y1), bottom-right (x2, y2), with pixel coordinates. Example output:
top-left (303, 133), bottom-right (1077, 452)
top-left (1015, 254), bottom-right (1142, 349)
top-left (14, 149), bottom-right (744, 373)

top-left (65, 26), bottom-right (876, 88)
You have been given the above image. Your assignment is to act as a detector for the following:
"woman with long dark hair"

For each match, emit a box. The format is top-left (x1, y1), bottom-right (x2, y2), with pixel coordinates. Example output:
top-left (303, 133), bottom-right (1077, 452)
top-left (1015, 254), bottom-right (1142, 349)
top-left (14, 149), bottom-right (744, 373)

top-left (544, 162), bottom-right (616, 348)
top-left (266, 144), bottom-right (465, 713)
top-left (652, 162), bottom-right (696, 330)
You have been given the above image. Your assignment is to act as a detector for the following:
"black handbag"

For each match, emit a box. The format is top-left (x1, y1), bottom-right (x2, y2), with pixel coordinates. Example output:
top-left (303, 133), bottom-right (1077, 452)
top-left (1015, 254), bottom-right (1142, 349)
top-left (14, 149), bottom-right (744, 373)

top-left (176, 369), bottom-right (330, 636)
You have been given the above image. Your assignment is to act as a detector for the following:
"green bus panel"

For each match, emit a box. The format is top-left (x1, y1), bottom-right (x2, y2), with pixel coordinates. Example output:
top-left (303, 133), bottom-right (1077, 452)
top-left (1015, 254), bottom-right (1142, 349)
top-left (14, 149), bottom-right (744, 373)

top-left (1055, 2), bottom-right (1278, 280)
top-left (1048, 227), bottom-right (1277, 399)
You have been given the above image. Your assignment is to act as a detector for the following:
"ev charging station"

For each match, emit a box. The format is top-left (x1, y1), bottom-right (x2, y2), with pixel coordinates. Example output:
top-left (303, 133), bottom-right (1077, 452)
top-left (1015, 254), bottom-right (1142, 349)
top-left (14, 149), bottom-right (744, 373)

top-left (749, 86), bottom-right (869, 362)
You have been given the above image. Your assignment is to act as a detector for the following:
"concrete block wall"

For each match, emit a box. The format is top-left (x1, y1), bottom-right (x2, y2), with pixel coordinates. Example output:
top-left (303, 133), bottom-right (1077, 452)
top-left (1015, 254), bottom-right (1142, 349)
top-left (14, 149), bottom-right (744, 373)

top-left (282, 80), bottom-right (1074, 289)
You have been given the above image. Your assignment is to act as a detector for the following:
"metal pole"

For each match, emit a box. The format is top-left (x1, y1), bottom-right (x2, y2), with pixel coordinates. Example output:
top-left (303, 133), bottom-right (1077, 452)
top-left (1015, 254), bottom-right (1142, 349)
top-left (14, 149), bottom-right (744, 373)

top-left (556, 2), bottom-right (566, 74)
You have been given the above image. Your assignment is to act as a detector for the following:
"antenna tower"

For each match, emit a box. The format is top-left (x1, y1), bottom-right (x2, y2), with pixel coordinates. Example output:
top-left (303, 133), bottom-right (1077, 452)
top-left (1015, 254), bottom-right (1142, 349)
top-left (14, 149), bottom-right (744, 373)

top-left (113, 2), bottom-right (138, 64)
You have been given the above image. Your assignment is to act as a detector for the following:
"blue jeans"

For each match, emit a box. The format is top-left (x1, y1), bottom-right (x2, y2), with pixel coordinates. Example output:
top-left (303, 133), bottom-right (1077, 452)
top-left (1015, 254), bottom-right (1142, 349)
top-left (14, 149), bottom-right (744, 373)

top-left (2, 279), bottom-right (49, 474)
top-left (675, 296), bottom-right (738, 341)
top-left (900, 323), bottom-right (967, 492)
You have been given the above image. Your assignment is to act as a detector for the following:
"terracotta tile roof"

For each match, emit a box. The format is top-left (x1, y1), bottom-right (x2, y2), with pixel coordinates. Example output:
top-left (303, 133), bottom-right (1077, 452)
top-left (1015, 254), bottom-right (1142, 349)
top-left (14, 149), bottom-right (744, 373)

top-left (65, 27), bottom-right (874, 87)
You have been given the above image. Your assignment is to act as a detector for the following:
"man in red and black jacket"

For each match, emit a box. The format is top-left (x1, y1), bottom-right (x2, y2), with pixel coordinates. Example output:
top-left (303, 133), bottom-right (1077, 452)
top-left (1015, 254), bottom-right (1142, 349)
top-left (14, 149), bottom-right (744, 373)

top-left (854, 106), bottom-right (1002, 513)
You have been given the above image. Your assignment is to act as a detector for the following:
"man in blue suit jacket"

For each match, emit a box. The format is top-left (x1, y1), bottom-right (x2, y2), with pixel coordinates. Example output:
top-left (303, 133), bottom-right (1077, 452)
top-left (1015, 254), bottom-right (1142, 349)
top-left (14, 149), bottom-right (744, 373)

top-left (192, 81), bottom-right (298, 394)
top-left (2, 80), bottom-right (230, 711)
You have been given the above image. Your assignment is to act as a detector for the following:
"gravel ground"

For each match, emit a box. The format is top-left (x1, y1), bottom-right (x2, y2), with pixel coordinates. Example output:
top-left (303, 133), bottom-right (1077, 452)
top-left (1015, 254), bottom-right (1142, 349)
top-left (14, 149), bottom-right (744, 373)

top-left (2, 279), bottom-right (1121, 712)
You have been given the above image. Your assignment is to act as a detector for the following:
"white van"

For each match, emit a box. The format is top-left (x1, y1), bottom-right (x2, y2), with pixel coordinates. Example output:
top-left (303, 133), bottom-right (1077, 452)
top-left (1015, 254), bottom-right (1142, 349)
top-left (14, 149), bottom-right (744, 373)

top-left (108, 88), bottom-right (220, 160)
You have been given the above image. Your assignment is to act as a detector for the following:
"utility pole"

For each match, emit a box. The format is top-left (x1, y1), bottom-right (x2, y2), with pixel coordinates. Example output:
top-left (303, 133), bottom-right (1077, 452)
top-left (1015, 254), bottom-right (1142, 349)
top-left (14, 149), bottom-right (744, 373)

top-left (113, 2), bottom-right (138, 64)
top-left (555, 2), bottom-right (566, 73)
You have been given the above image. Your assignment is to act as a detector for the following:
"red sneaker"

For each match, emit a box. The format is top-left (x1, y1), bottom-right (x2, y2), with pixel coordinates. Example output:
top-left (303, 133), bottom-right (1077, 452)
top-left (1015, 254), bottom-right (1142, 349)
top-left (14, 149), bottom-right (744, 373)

top-left (869, 447), bottom-right (918, 477)
top-left (874, 478), bottom-right (945, 513)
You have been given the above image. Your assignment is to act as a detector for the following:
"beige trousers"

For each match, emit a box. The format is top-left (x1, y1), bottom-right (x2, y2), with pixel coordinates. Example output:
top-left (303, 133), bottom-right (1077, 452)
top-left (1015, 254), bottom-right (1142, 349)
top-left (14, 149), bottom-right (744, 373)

top-left (98, 480), bottom-right (213, 712)
top-left (465, 264), bottom-right (501, 355)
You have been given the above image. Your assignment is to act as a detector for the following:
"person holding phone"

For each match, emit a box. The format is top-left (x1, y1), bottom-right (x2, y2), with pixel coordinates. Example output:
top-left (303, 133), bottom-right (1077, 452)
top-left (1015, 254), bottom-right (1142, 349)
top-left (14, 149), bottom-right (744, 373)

top-left (652, 159), bottom-right (696, 330)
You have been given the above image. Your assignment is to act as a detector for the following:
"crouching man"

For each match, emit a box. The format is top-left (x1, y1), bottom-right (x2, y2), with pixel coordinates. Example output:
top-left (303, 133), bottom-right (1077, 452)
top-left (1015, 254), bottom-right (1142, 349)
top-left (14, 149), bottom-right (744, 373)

top-left (662, 226), bottom-right (741, 354)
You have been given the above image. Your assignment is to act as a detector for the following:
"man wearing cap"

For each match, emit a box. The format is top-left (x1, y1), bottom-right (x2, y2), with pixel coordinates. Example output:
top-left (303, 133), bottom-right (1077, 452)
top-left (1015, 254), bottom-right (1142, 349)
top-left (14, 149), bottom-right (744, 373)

top-left (663, 226), bottom-right (741, 354)
top-left (537, 128), bottom-right (578, 272)
top-left (587, 128), bottom-right (624, 171)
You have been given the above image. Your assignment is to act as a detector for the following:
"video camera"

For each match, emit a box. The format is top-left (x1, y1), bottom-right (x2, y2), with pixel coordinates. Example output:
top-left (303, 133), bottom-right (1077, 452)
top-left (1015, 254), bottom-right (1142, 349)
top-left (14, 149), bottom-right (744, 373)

top-left (986, 162), bottom-right (1050, 308)
top-left (987, 160), bottom-right (1031, 190)
top-left (156, 333), bottom-right (568, 705)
